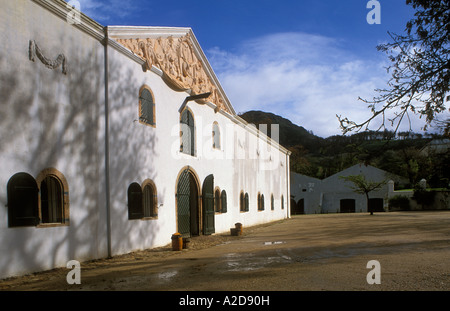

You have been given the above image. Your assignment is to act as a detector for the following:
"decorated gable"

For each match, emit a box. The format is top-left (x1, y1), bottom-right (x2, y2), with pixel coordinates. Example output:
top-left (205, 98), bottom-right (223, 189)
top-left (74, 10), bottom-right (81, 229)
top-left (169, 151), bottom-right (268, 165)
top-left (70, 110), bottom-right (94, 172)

top-left (115, 32), bottom-right (231, 114)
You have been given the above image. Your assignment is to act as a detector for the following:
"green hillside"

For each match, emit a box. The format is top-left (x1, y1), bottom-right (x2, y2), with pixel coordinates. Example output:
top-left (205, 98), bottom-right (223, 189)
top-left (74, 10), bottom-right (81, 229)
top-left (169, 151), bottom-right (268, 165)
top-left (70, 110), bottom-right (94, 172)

top-left (238, 110), bottom-right (449, 188)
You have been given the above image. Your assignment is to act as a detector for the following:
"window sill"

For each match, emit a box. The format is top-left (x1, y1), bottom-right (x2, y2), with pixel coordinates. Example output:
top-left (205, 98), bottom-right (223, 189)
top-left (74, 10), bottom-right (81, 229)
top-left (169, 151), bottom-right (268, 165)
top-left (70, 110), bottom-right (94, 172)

top-left (37, 223), bottom-right (69, 228)
top-left (139, 120), bottom-right (156, 128)
top-left (141, 217), bottom-right (158, 221)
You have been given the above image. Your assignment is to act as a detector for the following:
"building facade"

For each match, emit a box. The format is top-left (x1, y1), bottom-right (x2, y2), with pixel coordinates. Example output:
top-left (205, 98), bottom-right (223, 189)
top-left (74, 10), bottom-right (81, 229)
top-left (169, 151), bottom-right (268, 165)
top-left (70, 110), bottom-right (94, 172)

top-left (0, 0), bottom-right (291, 279)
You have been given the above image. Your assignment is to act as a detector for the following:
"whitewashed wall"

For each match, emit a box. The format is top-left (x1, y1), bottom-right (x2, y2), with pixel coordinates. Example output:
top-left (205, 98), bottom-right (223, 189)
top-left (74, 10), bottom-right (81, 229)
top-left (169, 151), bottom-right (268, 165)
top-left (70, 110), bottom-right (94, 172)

top-left (0, 0), bottom-right (108, 279)
top-left (106, 39), bottom-right (290, 256)
top-left (0, 0), bottom-right (290, 279)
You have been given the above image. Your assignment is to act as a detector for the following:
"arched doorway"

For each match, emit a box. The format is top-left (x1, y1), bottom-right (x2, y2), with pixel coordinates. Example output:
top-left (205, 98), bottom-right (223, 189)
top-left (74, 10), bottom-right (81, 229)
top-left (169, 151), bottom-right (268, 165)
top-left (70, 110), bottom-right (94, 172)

top-left (176, 168), bottom-right (200, 237)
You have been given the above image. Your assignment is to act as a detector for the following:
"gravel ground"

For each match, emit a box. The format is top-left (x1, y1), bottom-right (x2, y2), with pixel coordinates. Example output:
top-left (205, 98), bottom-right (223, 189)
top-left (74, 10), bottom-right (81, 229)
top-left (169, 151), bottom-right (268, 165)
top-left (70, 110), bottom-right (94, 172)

top-left (0, 211), bottom-right (449, 292)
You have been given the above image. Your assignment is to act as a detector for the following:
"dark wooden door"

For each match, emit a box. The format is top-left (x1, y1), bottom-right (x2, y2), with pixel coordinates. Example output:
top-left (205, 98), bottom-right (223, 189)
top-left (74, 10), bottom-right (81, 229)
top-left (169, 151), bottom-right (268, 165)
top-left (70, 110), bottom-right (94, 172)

top-left (177, 169), bottom-right (192, 237)
top-left (340, 199), bottom-right (356, 213)
top-left (202, 174), bottom-right (215, 235)
top-left (369, 198), bottom-right (384, 212)
top-left (7, 172), bottom-right (39, 227)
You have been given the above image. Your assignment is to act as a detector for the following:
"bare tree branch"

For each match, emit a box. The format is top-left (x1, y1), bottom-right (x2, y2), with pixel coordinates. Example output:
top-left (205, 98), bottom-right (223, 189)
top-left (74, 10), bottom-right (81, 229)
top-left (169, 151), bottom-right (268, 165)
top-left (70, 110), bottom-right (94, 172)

top-left (338, 0), bottom-right (450, 136)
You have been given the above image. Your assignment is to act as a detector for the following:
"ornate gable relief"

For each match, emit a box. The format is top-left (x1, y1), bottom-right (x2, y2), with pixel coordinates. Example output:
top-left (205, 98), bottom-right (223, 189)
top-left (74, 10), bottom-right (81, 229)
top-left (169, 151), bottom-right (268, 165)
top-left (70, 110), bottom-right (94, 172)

top-left (115, 34), bottom-right (230, 114)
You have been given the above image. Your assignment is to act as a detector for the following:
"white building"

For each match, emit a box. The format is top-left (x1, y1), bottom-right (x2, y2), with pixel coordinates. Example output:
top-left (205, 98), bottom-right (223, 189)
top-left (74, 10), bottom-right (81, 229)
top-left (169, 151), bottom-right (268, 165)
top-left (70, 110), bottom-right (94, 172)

top-left (0, 0), bottom-right (291, 279)
top-left (291, 164), bottom-right (407, 214)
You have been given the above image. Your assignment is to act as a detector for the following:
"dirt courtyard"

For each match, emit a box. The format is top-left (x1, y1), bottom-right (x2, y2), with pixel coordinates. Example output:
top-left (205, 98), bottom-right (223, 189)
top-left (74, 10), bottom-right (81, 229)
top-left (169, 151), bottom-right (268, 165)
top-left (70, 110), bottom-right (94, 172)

top-left (0, 211), bottom-right (449, 292)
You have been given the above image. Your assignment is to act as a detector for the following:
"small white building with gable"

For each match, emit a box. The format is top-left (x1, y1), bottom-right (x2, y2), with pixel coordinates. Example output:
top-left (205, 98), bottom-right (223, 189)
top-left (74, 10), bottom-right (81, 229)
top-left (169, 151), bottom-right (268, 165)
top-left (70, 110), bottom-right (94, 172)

top-left (291, 164), bottom-right (407, 214)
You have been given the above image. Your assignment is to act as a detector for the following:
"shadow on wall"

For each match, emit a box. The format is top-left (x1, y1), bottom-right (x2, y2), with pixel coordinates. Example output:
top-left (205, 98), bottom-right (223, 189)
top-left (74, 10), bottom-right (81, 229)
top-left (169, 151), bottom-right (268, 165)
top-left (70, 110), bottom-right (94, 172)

top-left (0, 31), bottom-right (159, 277)
top-left (106, 50), bottom-right (160, 254)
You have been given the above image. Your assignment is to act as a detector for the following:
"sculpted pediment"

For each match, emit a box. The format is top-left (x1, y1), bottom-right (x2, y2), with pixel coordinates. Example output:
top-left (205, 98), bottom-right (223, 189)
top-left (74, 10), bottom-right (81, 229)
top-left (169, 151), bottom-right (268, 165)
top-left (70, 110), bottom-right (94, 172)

top-left (115, 33), bottom-right (230, 114)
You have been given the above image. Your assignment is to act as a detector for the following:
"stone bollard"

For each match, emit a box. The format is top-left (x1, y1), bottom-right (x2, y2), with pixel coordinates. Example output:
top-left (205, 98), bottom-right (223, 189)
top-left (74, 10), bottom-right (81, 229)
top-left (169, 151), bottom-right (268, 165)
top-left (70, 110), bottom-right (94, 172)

top-left (171, 233), bottom-right (183, 251)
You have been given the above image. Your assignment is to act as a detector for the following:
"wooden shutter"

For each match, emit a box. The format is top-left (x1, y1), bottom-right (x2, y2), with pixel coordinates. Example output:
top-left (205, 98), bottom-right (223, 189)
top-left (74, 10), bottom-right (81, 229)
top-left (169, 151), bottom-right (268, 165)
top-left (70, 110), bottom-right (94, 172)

top-left (245, 193), bottom-right (249, 212)
top-left (128, 183), bottom-right (143, 220)
top-left (140, 88), bottom-right (154, 125)
top-left (180, 110), bottom-right (190, 154)
top-left (7, 173), bottom-right (39, 227)
top-left (214, 189), bottom-right (220, 212)
top-left (177, 169), bottom-right (191, 236)
top-left (221, 190), bottom-right (227, 213)
top-left (143, 184), bottom-right (156, 217)
top-left (202, 174), bottom-right (215, 235)
top-left (180, 110), bottom-right (195, 156)
top-left (188, 111), bottom-right (195, 156)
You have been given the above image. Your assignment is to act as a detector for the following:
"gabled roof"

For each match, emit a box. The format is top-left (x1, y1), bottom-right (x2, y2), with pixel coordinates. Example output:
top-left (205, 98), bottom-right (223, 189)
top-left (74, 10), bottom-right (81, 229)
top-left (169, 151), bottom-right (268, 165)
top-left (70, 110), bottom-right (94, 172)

top-left (324, 163), bottom-right (385, 178)
top-left (322, 163), bottom-right (406, 184)
top-left (107, 26), bottom-right (236, 116)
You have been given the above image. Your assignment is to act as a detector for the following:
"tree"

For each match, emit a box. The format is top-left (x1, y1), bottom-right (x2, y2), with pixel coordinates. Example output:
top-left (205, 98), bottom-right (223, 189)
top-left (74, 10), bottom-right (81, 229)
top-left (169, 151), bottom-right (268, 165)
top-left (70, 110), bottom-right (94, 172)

top-left (338, 0), bottom-right (450, 136)
top-left (340, 175), bottom-right (387, 215)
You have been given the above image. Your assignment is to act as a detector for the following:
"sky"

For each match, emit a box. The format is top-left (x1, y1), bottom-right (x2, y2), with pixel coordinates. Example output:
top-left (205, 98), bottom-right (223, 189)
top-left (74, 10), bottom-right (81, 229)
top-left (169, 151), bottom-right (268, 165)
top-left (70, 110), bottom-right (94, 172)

top-left (72, 0), bottom-right (431, 138)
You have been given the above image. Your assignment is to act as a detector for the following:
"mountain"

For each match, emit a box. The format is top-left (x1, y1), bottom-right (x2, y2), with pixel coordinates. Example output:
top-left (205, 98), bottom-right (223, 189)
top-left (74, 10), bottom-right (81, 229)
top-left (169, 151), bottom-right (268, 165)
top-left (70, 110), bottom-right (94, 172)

top-left (238, 110), bottom-right (447, 188)
top-left (238, 110), bottom-right (323, 150)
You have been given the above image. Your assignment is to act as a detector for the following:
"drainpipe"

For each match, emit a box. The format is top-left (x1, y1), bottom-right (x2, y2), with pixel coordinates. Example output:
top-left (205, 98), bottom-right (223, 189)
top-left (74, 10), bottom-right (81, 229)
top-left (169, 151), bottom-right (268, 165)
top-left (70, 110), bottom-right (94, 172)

top-left (103, 26), bottom-right (112, 258)
top-left (286, 151), bottom-right (291, 218)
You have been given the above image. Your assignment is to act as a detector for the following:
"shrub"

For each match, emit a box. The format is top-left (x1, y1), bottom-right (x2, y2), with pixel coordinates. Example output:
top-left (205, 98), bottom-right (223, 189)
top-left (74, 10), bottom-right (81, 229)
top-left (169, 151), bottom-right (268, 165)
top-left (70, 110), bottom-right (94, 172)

top-left (412, 189), bottom-right (436, 210)
top-left (388, 195), bottom-right (411, 211)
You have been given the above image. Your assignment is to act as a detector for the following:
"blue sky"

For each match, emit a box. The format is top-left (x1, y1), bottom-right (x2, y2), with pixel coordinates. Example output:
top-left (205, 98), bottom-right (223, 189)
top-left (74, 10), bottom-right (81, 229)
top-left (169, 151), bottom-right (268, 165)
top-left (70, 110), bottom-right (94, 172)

top-left (75, 0), bottom-right (424, 137)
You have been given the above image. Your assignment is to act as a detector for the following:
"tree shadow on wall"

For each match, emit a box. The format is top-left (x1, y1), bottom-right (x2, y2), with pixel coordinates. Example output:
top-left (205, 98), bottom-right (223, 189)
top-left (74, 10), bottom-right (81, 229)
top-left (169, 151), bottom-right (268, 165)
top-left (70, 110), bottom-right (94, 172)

top-left (0, 32), bottom-right (159, 278)
top-left (106, 51), bottom-right (161, 255)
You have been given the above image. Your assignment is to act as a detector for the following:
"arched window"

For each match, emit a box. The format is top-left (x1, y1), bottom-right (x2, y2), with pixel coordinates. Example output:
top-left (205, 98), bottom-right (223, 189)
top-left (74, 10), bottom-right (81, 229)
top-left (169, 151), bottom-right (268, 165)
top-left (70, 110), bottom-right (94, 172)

top-left (239, 191), bottom-right (245, 212)
top-left (128, 182), bottom-right (143, 220)
top-left (258, 193), bottom-right (265, 211)
top-left (7, 172), bottom-right (39, 227)
top-left (36, 168), bottom-right (70, 226)
top-left (143, 182), bottom-right (157, 218)
top-left (221, 190), bottom-right (227, 213)
top-left (40, 175), bottom-right (64, 224)
top-left (180, 109), bottom-right (195, 156)
top-left (139, 86), bottom-right (155, 126)
top-left (214, 188), bottom-right (221, 213)
top-left (212, 122), bottom-right (220, 149)
top-left (129, 180), bottom-right (158, 220)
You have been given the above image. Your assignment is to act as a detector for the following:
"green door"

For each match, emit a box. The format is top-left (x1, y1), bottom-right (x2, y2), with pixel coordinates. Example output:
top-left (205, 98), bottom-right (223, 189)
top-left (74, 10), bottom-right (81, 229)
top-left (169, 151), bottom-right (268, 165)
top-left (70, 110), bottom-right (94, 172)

top-left (177, 169), bottom-right (199, 237)
top-left (177, 169), bottom-right (192, 237)
top-left (202, 174), bottom-right (215, 235)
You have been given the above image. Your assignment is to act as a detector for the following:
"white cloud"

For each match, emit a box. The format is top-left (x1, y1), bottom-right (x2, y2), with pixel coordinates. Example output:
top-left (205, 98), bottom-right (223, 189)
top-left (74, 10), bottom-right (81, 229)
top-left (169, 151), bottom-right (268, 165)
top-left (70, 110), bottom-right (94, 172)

top-left (74, 0), bottom-right (137, 23)
top-left (207, 32), bottom-right (426, 138)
